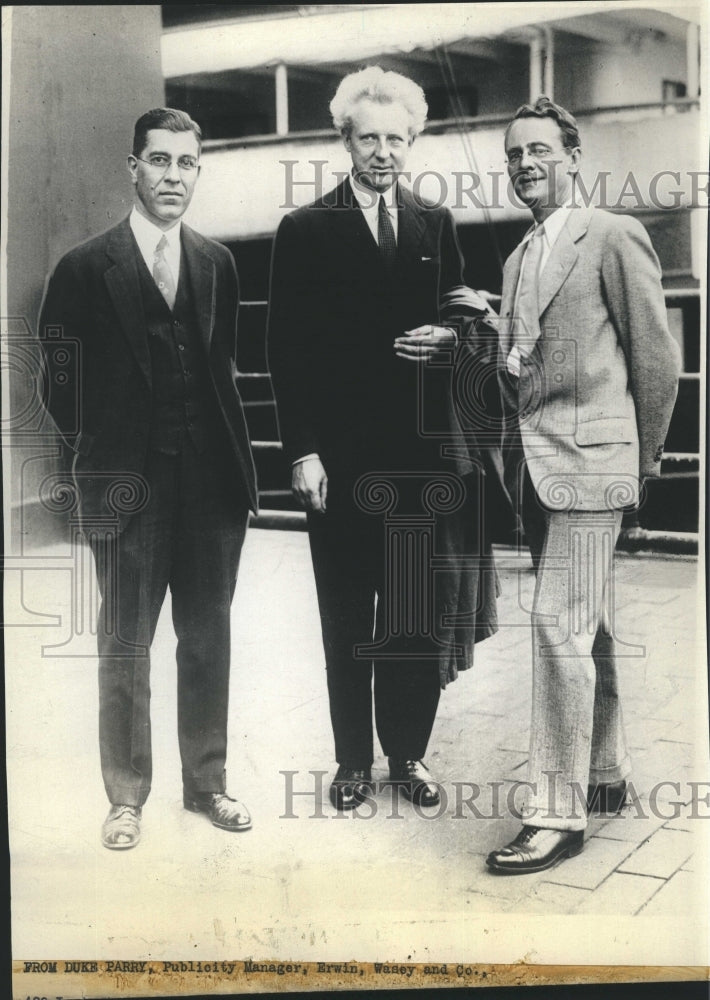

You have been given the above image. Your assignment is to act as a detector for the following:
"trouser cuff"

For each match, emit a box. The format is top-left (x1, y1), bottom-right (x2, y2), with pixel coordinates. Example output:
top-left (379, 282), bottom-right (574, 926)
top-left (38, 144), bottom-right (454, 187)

top-left (182, 770), bottom-right (227, 794)
top-left (588, 757), bottom-right (632, 785)
top-left (107, 784), bottom-right (150, 808)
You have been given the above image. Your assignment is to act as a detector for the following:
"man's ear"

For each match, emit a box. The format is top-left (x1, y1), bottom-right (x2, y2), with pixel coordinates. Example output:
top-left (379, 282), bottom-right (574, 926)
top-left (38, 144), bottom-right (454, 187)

top-left (126, 155), bottom-right (138, 184)
top-left (568, 147), bottom-right (581, 176)
top-left (342, 130), bottom-right (352, 152)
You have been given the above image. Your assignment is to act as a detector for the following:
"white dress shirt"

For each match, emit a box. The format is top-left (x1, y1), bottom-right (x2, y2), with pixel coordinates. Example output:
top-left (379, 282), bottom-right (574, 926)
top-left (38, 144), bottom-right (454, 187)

top-left (507, 205), bottom-right (574, 377)
top-left (129, 207), bottom-right (182, 287)
top-left (350, 171), bottom-right (399, 245)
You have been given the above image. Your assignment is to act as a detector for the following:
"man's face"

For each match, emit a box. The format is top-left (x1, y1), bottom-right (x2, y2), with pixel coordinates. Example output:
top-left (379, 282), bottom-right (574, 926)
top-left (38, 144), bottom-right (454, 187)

top-left (127, 128), bottom-right (201, 228)
top-left (344, 99), bottom-right (413, 193)
top-left (505, 117), bottom-right (580, 218)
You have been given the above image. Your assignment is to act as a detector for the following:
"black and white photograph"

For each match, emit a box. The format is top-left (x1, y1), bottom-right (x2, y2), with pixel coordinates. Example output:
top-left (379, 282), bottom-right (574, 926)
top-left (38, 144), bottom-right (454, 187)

top-left (2, 3), bottom-right (708, 997)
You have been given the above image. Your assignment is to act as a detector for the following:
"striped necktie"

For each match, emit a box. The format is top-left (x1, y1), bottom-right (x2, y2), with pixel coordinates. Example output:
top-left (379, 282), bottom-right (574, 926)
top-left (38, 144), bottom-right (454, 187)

top-left (153, 234), bottom-right (177, 311)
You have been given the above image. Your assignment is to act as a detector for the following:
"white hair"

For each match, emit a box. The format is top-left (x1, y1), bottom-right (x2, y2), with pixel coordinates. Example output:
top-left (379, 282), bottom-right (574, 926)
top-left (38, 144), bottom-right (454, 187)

top-left (329, 66), bottom-right (428, 138)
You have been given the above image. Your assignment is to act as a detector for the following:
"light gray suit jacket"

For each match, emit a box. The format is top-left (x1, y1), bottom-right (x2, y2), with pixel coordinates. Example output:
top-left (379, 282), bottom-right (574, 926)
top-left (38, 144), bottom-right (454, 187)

top-left (498, 205), bottom-right (681, 511)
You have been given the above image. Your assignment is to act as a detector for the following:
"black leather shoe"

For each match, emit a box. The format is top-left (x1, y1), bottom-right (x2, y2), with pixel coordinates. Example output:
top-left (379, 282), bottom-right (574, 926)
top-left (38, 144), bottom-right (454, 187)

top-left (101, 804), bottom-right (142, 850)
top-left (486, 826), bottom-right (584, 874)
top-left (587, 780), bottom-right (628, 816)
top-left (183, 791), bottom-right (252, 831)
top-left (329, 766), bottom-right (373, 811)
top-left (388, 758), bottom-right (441, 807)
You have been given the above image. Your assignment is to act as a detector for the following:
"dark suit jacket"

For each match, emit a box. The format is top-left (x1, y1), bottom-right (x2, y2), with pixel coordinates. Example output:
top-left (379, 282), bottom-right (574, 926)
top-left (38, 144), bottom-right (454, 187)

top-left (267, 179), bottom-right (513, 685)
top-left (267, 179), bottom-right (508, 479)
top-left (38, 216), bottom-right (258, 523)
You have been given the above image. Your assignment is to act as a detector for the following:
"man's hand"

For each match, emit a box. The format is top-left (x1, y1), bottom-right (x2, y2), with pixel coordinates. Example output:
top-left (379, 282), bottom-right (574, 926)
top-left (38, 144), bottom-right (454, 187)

top-left (292, 456), bottom-right (328, 514)
top-left (394, 325), bottom-right (456, 361)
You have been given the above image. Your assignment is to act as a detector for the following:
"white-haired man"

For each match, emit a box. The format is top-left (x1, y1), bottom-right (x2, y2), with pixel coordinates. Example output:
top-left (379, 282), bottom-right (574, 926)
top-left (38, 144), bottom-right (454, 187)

top-left (268, 67), bottom-right (511, 811)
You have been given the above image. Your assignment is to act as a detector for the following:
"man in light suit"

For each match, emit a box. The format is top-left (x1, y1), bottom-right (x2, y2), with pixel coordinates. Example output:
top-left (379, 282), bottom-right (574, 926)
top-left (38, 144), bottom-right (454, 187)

top-left (39, 109), bottom-right (258, 849)
top-left (486, 97), bottom-right (680, 873)
top-left (268, 67), bottom-right (510, 812)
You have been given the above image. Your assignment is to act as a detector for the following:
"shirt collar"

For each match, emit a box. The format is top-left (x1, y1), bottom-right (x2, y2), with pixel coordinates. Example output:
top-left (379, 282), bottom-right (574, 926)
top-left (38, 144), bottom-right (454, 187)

top-left (542, 204), bottom-right (574, 248)
top-left (521, 204), bottom-right (574, 249)
top-left (350, 172), bottom-right (398, 215)
top-left (129, 206), bottom-right (182, 255)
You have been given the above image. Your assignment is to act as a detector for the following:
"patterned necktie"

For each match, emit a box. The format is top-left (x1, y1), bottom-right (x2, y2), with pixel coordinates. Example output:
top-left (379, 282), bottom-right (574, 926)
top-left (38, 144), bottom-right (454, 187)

top-left (377, 196), bottom-right (397, 261)
top-left (513, 225), bottom-right (545, 350)
top-left (153, 234), bottom-right (177, 311)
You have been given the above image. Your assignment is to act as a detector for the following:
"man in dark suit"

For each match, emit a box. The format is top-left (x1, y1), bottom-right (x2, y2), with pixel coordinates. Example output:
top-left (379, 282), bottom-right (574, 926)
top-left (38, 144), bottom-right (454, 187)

top-left (268, 68), bottom-right (509, 811)
top-left (39, 108), bottom-right (258, 849)
top-left (486, 98), bottom-right (680, 874)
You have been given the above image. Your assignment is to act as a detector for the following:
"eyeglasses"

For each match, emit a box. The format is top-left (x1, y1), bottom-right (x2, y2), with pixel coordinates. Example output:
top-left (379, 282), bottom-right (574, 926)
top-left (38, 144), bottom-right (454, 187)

top-left (506, 144), bottom-right (568, 166)
top-left (135, 154), bottom-right (199, 174)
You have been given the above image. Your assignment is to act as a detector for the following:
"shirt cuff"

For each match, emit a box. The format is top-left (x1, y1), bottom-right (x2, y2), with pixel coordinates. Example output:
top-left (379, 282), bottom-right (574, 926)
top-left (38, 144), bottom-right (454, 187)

top-left (292, 453), bottom-right (319, 466)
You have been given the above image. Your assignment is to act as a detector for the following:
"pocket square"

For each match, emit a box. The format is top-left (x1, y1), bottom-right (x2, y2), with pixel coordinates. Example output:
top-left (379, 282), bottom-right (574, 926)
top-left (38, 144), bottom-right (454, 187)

top-left (421, 256), bottom-right (433, 261)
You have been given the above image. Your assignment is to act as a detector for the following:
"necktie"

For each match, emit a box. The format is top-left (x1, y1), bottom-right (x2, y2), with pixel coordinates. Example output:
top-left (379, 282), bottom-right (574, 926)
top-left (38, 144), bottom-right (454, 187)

top-left (513, 225), bottom-right (545, 351)
top-left (377, 196), bottom-right (397, 261)
top-left (153, 234), bottom-right (177, 311)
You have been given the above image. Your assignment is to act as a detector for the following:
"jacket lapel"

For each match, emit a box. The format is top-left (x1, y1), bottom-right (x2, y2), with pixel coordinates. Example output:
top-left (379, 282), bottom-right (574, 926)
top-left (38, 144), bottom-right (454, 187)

top-left (181, 223), bottom-right (217, 351)
top-left (328, 179), bottom-right (427, 271)
top-left (104, 218), bottom-right (151, 387)
top-left (537, 205), bottom-right (594, 317)
top-left (325, 179), bottom-right (382, 280)
top-left (396, 186), bottom-right (427, 262)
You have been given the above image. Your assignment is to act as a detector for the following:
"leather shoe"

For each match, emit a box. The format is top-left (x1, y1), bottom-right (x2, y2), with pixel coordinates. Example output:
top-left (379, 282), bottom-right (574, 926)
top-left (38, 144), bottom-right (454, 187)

top-left (329, 766), bottom-right (373, 810)
top-left (183, 791), bottom-right (252, 831)
top-left (101, 804), bottom-right (142, 850)
top-left (388, 758), bottom-right (441, 807)
top-left (587, 779), bottom-right (628, 816)
top-left (486, 825), bottom-right (584, 874)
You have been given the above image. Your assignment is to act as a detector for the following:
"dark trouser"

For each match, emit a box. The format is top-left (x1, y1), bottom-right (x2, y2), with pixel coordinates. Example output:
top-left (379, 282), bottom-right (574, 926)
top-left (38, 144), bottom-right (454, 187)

top-left (306, 480), bottom-right (440, 769)
top-left (90, 441), bottom-right (248, 807)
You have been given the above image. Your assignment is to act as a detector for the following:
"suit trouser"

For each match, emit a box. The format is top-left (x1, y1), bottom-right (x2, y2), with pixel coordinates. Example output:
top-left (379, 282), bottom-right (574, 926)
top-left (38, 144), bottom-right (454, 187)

top-left (89, 440), bottom-right (248, 807)
top-left (306, 483), bottom-right (441, 769)
top-left (520, 468), bottom-right (632, 831)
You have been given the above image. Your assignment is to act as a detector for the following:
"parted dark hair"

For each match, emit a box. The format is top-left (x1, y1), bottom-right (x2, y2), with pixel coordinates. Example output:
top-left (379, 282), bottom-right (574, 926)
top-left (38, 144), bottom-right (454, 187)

top-left (505, 96), bottom-right (581, 150)
top-left (132, 108), bottom-right (202, 157)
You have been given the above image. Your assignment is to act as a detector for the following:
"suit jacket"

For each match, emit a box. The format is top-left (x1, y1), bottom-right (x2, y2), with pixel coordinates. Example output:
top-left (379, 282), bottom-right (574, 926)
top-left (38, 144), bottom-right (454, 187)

top-left (267, 178), bottom-right (509, 486)
top-left (267, 178), bottom-right (513, 685)
top-left (498, 205), bottom-right (681, 511)
top-left (38, 216), bottom-right (258, 524)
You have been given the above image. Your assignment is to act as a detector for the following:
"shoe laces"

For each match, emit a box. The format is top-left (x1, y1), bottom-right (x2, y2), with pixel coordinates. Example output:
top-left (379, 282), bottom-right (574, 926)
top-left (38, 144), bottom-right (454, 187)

top-left (114, 804), bottom-right (139, 818)
top-left (516, 825), bottom-right (542, 844)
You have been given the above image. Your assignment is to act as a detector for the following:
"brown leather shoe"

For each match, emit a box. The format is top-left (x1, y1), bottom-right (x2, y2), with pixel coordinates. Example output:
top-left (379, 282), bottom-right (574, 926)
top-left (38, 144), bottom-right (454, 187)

top-left (329, 766), bottom-right (373, 811)
top-left (101, 804), bottom-right (142, 850)
top-left (388, 758), bottom-right (441, 807)
top-left (486, 826), bottom-right (584, 874)
top-left (183, 791), bottom-right (252, 831)
top-left (587, 780), bottom-right (628, 816)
